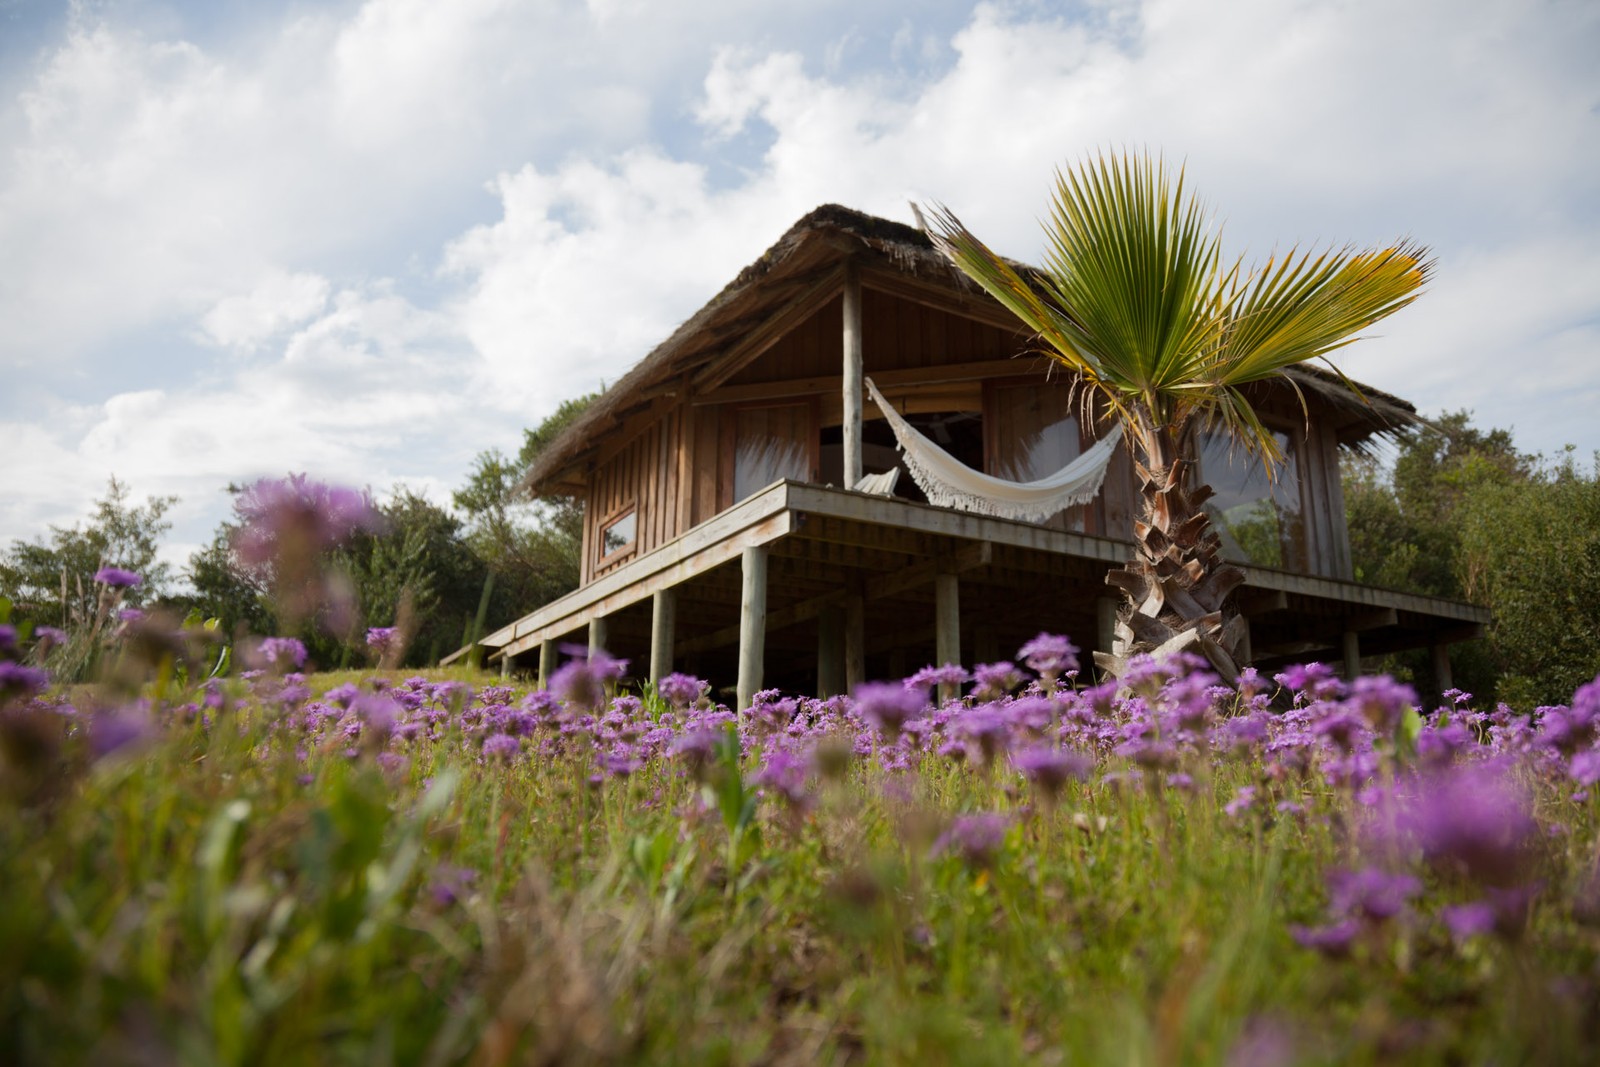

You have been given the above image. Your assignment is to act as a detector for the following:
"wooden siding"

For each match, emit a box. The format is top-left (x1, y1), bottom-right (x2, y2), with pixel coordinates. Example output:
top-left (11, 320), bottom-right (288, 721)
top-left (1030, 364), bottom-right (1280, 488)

top-left (579, 284), bottom-right (1357, 587)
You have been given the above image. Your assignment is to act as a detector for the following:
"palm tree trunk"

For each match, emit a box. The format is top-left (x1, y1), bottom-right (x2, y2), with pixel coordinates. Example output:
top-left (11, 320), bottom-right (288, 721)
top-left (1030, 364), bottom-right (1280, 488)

top-left (1094, 414), bottom-right (1249, 681)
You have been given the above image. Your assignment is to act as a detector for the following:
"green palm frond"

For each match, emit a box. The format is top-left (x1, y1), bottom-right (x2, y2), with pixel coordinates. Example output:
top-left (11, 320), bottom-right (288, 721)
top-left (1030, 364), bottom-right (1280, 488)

top-left (918, 150), bottom-right (1429, 465)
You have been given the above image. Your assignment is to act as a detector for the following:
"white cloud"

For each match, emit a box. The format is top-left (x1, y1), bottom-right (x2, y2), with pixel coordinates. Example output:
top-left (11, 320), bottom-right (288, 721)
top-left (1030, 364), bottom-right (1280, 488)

top-left (3, 0), bottom-right (1597, 563)
top-left (199, 271), bottom-right (331, 352)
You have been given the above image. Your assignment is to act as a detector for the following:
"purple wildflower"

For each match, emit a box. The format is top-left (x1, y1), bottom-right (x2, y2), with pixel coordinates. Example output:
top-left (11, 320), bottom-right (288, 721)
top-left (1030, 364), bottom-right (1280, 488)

top-left (94, 567), bottom-right (143, 588)
top-left (549, 646), bottom-right (627, 710)
top-left (658, 672), bottom-right (705, 710)
top-left (1011, 745), bottom-right (1092, 799)
top-left (1440, 901), bottom-right (1496, 941)
top-left (1290, 920), bottom-right (1359, 957)
top-left (1386, 762), bottom-right (1538, 887)
top-left (365, 627), bottom-right (400, 658)
top-left (1275, 662), bottom-right (1342, 703)
top-left (1346, 675), bottom-right (1417, 734)
top-left (1017, 632), bottom-right (1079, 681)
top-left (932, 813), bottom-right (1011, 867)
top-left (905, 662), bottom-right (970, 694)
top-left (854, 681), bottom-right (926, 740)
top-left (250, 636), bottom-right (308, 671)
top-left (754, 748), bottom-right (811, 807)
top-left (1326, 867), bottom-right (1421, 923)
top-left (1224, 786), bottom-right (1258, 818)
top-left (970, 661), bottom-right (1024, 702)
top-left (233, 475), bottom-right (380, 564)
top-left (0, 662), bottom-right (50, 701)
top-left (429, 865), bottom-right (478, 907)
top-left (481, 733), bottom-right (521, 762)
top-left (89, 706), bottom-right (156, 759)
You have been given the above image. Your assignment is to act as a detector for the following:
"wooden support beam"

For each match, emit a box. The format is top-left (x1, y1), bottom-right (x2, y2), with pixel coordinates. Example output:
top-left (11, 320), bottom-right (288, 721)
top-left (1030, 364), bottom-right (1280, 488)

top-left (589, 615), bottom-right (609, 658)
top-left (1237, 616), bottom-right (1253, 668)
top-left (539, 640), bottom-right (557, 690)
top-left (842, 260), bottom-right (863, 489)
top-left (692, 266), bottom-right (844, 392)
top-left (845, 590), bottom-right (865, 691)
top-left (694, 357), bottom-right (1045, 407)
top-left (865, 541), bottom-right (992, 602)
top-left (649, 588), bottom-right (676, 687)
top-left (500, 652), bottom-right (511, 679)
top-left (1431, 642), bottom-right (1453, 696)
top-left (1342, 629), bottom-right (1362, 681)
top-left (1096, 597), bottom-right (1119, 658)
top-left (818, 604), bottom-right (845, 697)
top-left (737, 546), bottom-right (768, 711)
top-left (1345, 606), bottom-right (1398, 632)
top-left (935, 571), bottom-right (961, 704)
top-left (1238, 589), bottom-right (1289, 616)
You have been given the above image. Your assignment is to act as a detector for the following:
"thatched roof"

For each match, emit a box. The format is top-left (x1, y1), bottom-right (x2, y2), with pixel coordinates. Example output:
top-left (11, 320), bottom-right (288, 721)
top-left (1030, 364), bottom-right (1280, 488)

top-left (521, 204), bottom-right (1417, 495)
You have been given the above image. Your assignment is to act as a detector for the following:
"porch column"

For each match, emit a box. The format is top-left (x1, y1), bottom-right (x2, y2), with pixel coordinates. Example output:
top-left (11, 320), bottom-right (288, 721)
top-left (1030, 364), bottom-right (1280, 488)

top-left (737, 546), bottom-right (768, 711)
top-left (588, 615), bottom-right (608, 659)
top-left (1341, 630), bottom-right (1361, 681)
top-left (500, 652), bottom-right (512, 679)
top-left (817, 604), bottom-right (845, 697)
top-left (935, 572), bottom-right (961, 704)
top-left (1430, 641), bottom-right (1453, 697)
top-left (650, 588), bottom-right (676, 687)
top-left (1237, 617), bottom-right (1254, 669)
top-left (1096, 597), bottom-right (1119, 661)
top-left (844, 590), bottom-right (866, 691)
top-left (538, 639), bottom-right (557, 689)
top-left (842, 260), bottom-right (863, 489)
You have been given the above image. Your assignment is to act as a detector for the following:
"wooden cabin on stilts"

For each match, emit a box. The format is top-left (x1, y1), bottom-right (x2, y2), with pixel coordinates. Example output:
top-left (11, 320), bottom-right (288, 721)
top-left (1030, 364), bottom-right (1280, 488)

top-left (446, 206), bottom-right (1488, 705)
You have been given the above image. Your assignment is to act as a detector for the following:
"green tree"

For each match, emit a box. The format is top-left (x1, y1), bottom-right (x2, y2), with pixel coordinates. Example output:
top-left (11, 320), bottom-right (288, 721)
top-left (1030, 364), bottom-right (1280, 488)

top-left (1455, 449), bottom-right (1600, 707)
top-left (452, 393), bottom-right (596, 644)
top-left (1342, 411), bottom-right (1538, 700)
top-left (0, 477), bottom-right (176, 628)
top-left (921, 153), bottom-right (1429, 677)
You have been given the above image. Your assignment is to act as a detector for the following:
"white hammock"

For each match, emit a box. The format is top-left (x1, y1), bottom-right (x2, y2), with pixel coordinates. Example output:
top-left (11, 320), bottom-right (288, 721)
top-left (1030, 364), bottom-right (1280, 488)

top-left (864, 377), bottom-right (1123, 523)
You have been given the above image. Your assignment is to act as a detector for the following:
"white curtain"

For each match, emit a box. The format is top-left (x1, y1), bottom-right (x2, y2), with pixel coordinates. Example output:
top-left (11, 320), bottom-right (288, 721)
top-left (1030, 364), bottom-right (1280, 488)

top-left (864, 377), bottom-right (1122, 523)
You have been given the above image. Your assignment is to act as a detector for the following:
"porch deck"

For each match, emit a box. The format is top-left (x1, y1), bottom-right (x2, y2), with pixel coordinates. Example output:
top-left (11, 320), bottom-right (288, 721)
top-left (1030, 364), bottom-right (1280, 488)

top-left (449, 480), bottom-right (1489, 704)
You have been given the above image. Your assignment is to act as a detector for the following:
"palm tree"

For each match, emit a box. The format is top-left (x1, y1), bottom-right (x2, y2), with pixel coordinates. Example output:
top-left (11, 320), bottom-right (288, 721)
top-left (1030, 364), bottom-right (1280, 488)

top-left (919, 152), bottom-right (1429, 680)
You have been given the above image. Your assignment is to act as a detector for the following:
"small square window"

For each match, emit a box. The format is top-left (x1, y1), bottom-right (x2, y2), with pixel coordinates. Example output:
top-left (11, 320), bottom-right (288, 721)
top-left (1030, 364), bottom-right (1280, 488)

top-left (600, 508), bottom-right (637, 560)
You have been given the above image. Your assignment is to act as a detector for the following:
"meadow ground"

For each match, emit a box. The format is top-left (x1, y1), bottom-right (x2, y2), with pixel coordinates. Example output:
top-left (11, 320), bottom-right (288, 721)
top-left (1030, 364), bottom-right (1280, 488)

top-left (2, 642), bottom-right (1598, 1065)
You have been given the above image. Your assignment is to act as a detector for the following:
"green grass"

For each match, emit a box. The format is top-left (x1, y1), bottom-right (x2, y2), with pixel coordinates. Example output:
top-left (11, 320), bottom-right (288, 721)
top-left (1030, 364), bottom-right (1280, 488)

top-left (2, 670), bottom-right (1596, 1065)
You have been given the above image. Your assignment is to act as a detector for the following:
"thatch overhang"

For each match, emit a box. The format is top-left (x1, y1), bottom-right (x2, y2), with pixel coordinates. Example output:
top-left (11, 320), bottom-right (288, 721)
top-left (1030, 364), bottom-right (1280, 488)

top-left (521, 204), bottom-right (1420, 496)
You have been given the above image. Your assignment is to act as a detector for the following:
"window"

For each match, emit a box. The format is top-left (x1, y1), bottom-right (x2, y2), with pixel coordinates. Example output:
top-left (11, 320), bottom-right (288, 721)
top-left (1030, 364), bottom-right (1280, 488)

top-left (731, 403), bottom-right (813, 504)
top-left (598, 506), bottom-right (637, 564)
top-left (989, 382), bottom-right (1091, 531)
top-left (1197, 429), bottom-right (1307, 570)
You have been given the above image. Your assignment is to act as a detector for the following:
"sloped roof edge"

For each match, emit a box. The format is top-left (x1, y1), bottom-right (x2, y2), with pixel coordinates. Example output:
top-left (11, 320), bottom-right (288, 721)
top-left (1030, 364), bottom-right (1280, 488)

top-left (520, 204), bottom-right (1418, 494)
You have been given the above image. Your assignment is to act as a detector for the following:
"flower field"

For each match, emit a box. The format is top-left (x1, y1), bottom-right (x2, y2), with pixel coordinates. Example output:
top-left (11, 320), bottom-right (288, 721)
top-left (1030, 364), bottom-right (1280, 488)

top-left (3, 619), bottom-right (1599, 1064)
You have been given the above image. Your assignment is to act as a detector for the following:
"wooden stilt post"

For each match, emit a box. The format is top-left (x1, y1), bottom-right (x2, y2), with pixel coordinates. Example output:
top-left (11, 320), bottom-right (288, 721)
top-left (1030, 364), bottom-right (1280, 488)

top-left (589, 615), bottom-right (608, 659)
top-left (1342, 630), bottom-right (1361, 681)
top-left (817, 604), bottom-right (845, 697)
top-left (539, 639), bottom-right (557, 689)
top-left (1096, 597), bottom-right (1118, 660)
top-left (1431, 641), bottom-right (1453, 698)
top-left (844, 590), bottom-right (866, 692)
top-left (500, 652), bottom-right (511, 679)
top-left (737, 546), bottom-right (768, 711)
top-left (650, 588), bottom-right (676, 688)
top-left (1237, 617), bottom-right (1253, 669)
top-left (974, 627), bottom-right (999, 666)
top-left (842, 261), bottom-right (863, 489)
top-left (935, 572), bottom-right (961, 705)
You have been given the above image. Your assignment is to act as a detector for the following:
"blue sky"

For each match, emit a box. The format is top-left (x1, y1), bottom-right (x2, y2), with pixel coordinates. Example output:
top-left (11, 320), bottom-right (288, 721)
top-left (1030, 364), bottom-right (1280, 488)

top-left (3, 0), bottom-right (1598, 574)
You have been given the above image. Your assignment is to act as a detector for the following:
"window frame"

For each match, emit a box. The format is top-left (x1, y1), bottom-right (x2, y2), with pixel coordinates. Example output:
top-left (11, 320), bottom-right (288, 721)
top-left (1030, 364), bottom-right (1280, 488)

top-left (1192, 419), bottom-right (1312, 572)
top-left (595, 502), bottom-right (639, 570)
